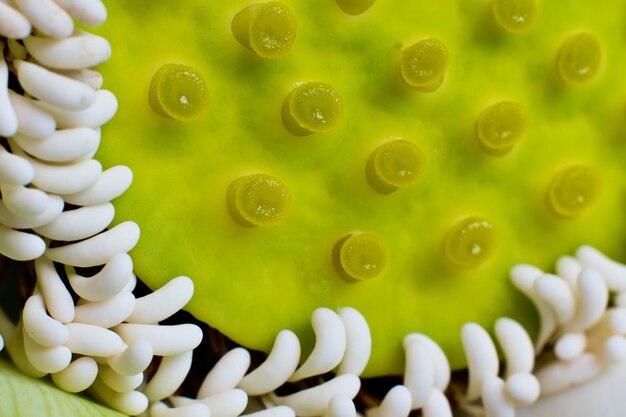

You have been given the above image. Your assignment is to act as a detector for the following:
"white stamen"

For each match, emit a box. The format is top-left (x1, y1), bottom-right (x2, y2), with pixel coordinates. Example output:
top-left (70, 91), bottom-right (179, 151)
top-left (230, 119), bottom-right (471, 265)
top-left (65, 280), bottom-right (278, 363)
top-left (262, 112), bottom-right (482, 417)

top-left (0, 147), bottom-right (34, 185)
top-left (35, 256), bottom-right (75, 323)
top-left (35, 88), bottom-right (117, 128)
top-left (288, 308), bottom-right (346, 382)
top-left (24, 31), bottom-right (111, 70)
top-left (605, 335), bottom-right (626, 363)
top-left (198, 347), bottom-right (250, 398)
top-left (73, 291), bottom-right (135, 328)
top-left (13, 148), bottom-right (102, 195)
top-left (52, 0), bottom-right (107, 26)
top-left (114, 323), bottom-right (202, 356)
top-left (422, 389), bottom-right (452, 417)
top-left (22, 328), bottom-right (72, 374)
top-left (6, 321), bottom-right (47, 378)
top-left (366, 385), bottom-right (412, 417)
top-left (13, 128), bottom-right (101, 163)
top-left (556, 256), bottom-right (581, 289)
top-left (461, 323), bottom-right (499, 402)
top-left (565, 268), bottom-right (608, 332)
top-left (14, 0), bottom-right (73, 37)
top-left (404, 333), bottom-right (450, 391)
top-left (46, 221), bottom-right (140, 268)
top-left (150, 402), bottom-right (211, 417)
top-left (8, 90), bottom-right (57, 138)
top-left (238, 330), bottom-right (300, 396)
top-left (66, 252), bottom-right (134, 301)
top-left (403, 335), bottom-right (435, 409)
top-left (90, 379), bottom-right (148, 416)
top-left (481, 376), bottom-right (515, 417)
top-left (143, 350), bottom-right (193, 401)
top-left (337, 307), bottom-right (371, 376)
top-left (0, 223), bottom-right (45, 261)
top-left (14, 60), bottom-right (96, 110)
top-left (127, 276), bottom-right (194, 324)
top-left (0, 194), bottom-right (64, 229)
top-left (65, 322), bottom-right (127, 357)
top-left (0, 51), bottom-right (18, 137)
top-left (0, 2), bottom-right (31, 38)
top-left (107, 339), bottom-right (154, 376)
top-left (51, 356), bottom-right (98, 393)
top-left (0, 183), bottom-right (50, 216)
top-left (505, 373), bottom-right (540, 406)
top-left (268, 374), bottom-right (360, 417)
top-left (242, 406), bottom-right (295, 417)
top-left (577, 246), bottom-right (626, 292)
top-left (494, 318), bottom-right (534, 376)
top-left (534, 274), bottom-right (576, 325)
top-left (323, 395), bottom-right (356, 417)
top-left (22, 292), bottom-right (69, 347)
top-left (98, 366), bottom-right (143, 393)
top-left (535, 353), bottom-right (602, 396)
top-left (62, 165), bottom-right (132, 206)
top-left (175, 389), bottom-right (248, 417)
top-left (511, 264), bottom-right (557, 352)
top-left (554, 332), bottom-right (587, 361)
top-left (35, 202), bottom-right (115, 242)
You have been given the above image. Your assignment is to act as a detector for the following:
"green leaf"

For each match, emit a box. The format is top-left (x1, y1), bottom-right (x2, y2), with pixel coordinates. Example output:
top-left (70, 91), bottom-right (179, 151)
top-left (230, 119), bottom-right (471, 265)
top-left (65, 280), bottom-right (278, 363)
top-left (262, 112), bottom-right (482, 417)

top-left (0, 357), bottom-right (126, 417)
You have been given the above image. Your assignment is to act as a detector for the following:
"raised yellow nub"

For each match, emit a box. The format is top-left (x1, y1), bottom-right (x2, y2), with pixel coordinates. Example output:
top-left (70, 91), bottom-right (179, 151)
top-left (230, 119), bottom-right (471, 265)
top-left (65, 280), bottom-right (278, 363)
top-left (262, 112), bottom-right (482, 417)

top-left (335, 0), bottom-right (376, 15)
top-left (476, 101), bottom-right (528, 155)
top-left (232, 2), bottom-right (297, 59)
top-left (557, 32), bottom-right (602, 84)
top-left (336, 233), bottom-right (387, 281)
top-left (444, 217), bottom-right (498, 268)
top-left (227, 173), bottom-right (292, 227)
top-left (400, 38), bottom-right (449, 92)
top-left (492, 0), bottom-right (537, 32)
top-left (148, 63), bottom-right (209, 121)
top-left (367, 139), bottom-right (426, 193)
top-left (282, 82), bottom-right (344, 135)
top-left (548, 164), bottom-right (601, 217)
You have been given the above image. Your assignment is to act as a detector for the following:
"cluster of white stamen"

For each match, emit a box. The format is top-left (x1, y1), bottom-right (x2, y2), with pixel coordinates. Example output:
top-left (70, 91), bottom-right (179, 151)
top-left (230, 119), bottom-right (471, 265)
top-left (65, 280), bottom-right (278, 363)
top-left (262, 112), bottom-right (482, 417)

top-left (0, 2), bottom-right (206, 416)
top-left (510, 246), bottom-right (626, 398)
top-left (149, 307), bottom-right (370, 417)
top-left (0, 0), bottom-right (119, 263)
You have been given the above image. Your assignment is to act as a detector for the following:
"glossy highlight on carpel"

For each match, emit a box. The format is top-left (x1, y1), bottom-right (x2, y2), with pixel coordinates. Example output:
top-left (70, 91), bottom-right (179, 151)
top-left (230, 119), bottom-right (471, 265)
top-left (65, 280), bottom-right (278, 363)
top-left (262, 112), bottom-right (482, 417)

top-left (400, 38), bottom-right (449, 92)
top-left (227, 173), bottom-right (292, 227)
top-left (548, 164), bottom-right (601, 218)
top-left (476, 101), bottom-right (528, 155)
top-left (367, 139), bottom-right (426, 193)
top-left (335, 233), bottom-right (387, 281)
top-left (444, 217), bottom-right (498, 268)
top-left (557, 32), bottom-right (602, 85)
top-left (282, 82), bottom-right (343, 135)
top-left (231, 1), bottom-right (297, 59)
top-left (492, 0), bottom-right (537, 33)
top-left (148, 63), bottom-right (209, 121)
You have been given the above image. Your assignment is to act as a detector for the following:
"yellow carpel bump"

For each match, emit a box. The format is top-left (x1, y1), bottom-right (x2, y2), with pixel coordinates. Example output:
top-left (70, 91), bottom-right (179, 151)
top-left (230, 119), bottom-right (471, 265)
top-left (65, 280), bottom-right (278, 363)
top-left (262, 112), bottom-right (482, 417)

top-left (492, 0), bottom-right (537, 32)
top-left (476, 101), bottom-right (528, 155)
top-left (548, 164), bottom-right (601, 217)
top-left (557, 32), bottom-right (602, 84)
top-left (336, 233), bottom-right (387, 281)
top-left (335, 0), bottom-right (376, 15)
top-left (148, 63), bottom-right (209, 121)
top-left (227, 173), bottom-right (292, 227)
top-left (282, 82), bottom-right (343, 135)
top-left (444, 217), bottom-right (498, 268)
top-left (231, 2), bottom-right (297, 59)
top-left (400, 38), bottom-right (449, 92)
top-left (367, 139), bottom-right (426, 194)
